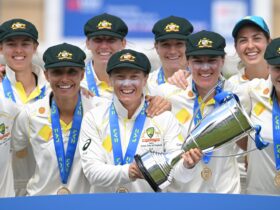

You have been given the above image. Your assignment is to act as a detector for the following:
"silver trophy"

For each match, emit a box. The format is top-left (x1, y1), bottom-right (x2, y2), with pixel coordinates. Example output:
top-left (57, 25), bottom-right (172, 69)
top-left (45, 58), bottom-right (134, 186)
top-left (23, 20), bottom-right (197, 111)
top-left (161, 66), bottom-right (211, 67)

top-left (135, 94), bottom-right (268, 192)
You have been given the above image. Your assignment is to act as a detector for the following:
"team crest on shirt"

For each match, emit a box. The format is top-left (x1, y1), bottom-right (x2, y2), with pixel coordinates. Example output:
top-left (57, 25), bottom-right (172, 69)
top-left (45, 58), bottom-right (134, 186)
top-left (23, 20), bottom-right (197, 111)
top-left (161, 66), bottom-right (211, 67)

top-left (97, 20), bottom-right (112, 30)
top-left (164, 23), bottom-right (179, 32)
top-left (140, 127), bottom-right (162, 152)
top-left (146, 127), bottom-right (154, 138)
top-left (57, 50), bottom-right (73, 60)
top-left (11, 22), bottom-right (26, 30)
top-left (0, 123), bottom-right (10, 141)
top-left (197, 38), bottom-right (213, 48)
top-left (277, 47), bottom-right (280, 55)
top-left (120, 53), bottom-right (136, 62)
top-left (141, 127), bottom-right (160, 143)
top-left (0, 123), bottom-right (6, 135)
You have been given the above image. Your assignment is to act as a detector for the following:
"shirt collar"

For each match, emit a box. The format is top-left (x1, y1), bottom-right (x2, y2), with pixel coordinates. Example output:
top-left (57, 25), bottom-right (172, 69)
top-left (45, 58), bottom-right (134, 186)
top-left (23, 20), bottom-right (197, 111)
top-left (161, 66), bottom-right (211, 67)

top-left (112, 93), bottom-right (146, 120)
top-left (6, 64), bottom-right (47, 88)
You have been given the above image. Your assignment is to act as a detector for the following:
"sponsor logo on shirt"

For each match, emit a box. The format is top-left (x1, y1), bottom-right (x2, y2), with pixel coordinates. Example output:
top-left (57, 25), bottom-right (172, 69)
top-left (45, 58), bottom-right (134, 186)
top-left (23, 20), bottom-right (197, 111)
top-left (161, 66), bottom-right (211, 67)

top-left (0, 123), bottom-right (10, 141)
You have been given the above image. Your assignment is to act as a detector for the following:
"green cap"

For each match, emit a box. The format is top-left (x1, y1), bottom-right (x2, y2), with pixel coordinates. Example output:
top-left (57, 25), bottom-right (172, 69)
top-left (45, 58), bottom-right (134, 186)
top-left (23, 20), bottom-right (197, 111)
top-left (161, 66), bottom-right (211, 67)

top-left (107, 49), bottom-right (151, 74)
top-left (232, 16), bottom-right (270, 38)
top-left (0, 18), bottom-right (38, 42)
top-left (186, 30), bottom-right (226, 56)
top-left (84, 13), bottom-right (128, 39)
top-left (264, 38), bottom-right (280, 65)
top-left (152, 15), bottom-right (193, 41)
top-left (43, 43), bottom-right (86, 69)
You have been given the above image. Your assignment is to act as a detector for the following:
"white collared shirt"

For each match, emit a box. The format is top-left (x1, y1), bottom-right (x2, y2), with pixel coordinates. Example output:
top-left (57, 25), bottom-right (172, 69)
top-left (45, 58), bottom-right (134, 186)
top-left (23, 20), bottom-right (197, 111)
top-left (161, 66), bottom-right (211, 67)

top-left (0, 64), bottom-right (50, 106)
top-left (11, 92), bottom-right (103, 195)
top-left (156, 75), bottom-right (251, 193)
top-left (247, 77), bottom-right (280, 195)
top-left (79, 94), bottom-right (196, 193)
top-left (0, 98), bottom-right (20, 197)
top-left (0, 64), bottom-right (50, 196)
top-left (228, 67), bottom-right (250, 85)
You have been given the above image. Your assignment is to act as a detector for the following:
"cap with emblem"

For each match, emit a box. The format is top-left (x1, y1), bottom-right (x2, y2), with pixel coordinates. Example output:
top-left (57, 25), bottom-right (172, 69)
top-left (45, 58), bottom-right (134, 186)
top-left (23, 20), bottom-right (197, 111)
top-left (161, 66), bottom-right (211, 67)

top-left (232, 15), bottom-right (270, 38)
top-left (152, 15), bottom-right (193, 41)
top-left (186, 30), bottom-right (226, 56)
top-left (0, 18), bottom-right (38, 42)
top-left (84, 13), bottom-right (128, 39)
top-left (43, 42), bottom-right (86, 69)
top-left (107, 49), bottom-right (151, 74)
top-left (264, 37), bottom-right (280, 65)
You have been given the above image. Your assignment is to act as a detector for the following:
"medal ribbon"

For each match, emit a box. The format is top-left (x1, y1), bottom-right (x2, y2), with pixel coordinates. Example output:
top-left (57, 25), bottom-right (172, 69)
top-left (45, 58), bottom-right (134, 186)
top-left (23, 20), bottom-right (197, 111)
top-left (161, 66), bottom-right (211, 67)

top-left (109, 101), bottom-right (147, 165)
top-left (192, 81), bottom-right (223, 164)
top-left (157, 67), bottom-right (165, 85)
top-left (2, 76), bottom-right (46, 102)
top-left (273, 93), bottom-right (280, 171)
top-left (51, 94), bottom-right (83, 184)
top-left (85, 61), bottom-right (100, 96)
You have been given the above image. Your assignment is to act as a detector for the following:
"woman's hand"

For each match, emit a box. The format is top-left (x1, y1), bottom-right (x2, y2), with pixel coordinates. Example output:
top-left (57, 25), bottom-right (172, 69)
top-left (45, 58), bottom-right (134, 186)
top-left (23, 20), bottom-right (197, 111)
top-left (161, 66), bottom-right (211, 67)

top-left (181, 148), bottom-right (203, 169)
top-left (167, 69), bottom-right (190, 90)
top-left (145, 95), bottom-right (171, 117)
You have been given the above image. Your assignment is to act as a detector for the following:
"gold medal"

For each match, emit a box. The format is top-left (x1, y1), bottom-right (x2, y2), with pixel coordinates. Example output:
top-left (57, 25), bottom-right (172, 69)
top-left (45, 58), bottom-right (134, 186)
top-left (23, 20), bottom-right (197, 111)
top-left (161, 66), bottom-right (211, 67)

top-left (116, 187), bottom-right (129, 193)
top-left (274, 171), bottom-right (280, 188)
top-left (201, 166), bottom-right (212, 181)
top-left (57, 187), bottom-right (71, 195)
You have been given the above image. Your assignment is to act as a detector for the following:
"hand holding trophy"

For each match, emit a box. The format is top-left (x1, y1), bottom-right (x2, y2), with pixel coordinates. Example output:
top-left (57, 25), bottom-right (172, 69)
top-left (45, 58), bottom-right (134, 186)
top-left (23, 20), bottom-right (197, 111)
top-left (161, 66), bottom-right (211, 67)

top-left (134, 92), bottom-right (268, 192)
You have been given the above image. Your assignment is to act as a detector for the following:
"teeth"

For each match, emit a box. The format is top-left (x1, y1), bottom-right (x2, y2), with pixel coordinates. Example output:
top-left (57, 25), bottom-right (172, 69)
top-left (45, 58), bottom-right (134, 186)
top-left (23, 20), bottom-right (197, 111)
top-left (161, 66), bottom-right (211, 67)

top-left (58, 85), bottom-right (71, 89)
top-left (200, 74), bottom-right (211, 78)
top-left (13, 56), bottom-right (24, 60)
top-left (121, 89), bottom-right (134, 94)
top-left (168, 56), bottom-right (179, 60)
top-left (99, 52), bottom-right (110, 56)
top-left (247, 52), bottom-right (257, 56)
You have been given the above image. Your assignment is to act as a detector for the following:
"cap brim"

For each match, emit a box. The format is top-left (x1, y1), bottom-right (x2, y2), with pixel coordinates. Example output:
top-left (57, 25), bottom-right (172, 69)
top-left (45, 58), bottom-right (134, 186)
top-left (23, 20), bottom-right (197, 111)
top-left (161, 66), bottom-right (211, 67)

top-left (187, 49), bottom-right (225, 56)
top-left (45, 62), bottom-right (85, 69)
top-left (0, 32), bottom-right (38, 42)
top-left (87, 31), bottom-right (124, 39)
top-left (107, 63), bottom-right (146, 74)
top-left (266, 57), bottom-right (280, 65)
top-left (156, 33), bottom-right (188, 41)
top-left (232, 20), bottom-right (268, 38)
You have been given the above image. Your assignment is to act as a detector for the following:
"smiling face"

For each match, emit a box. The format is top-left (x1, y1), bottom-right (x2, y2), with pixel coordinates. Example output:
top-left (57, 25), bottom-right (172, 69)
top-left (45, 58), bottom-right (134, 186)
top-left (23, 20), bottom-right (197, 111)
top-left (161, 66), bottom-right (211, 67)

top-left (44, 67), bottom-right (84, 99)
top-left (155, 39), bottom-right (187, 73)
top-left (0, 35), bottom-right (38, 72)
top-left (235, 25), bottom-right (269, 67)
top-left (86, 35), bottom-right (126, 65)
top-left (270, 65), bottom-right (280, 97)
top-left (109, 68), bottom-right (148, 110)
top-left (188, 55), bottom-right (224, 96)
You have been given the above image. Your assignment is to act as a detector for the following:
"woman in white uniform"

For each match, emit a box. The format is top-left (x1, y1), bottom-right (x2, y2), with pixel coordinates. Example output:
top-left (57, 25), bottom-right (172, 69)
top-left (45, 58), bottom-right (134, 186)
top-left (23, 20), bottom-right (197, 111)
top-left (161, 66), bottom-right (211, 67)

top-left (148, 15), bottom-right (193, 89)
top-left (0, 18), bottom-right (48, 196)
top-left (246, 37), bottom-right (280, 195)
top-left (0, 98), bottom-right (20, 197)
top-left (12, 43), bottom-right (98, 195)
top-left (79, 49), bottom-right (202, 192)
top-left (81, 13), bottom-right (127, 99)
top-left (81, 13), bottom-right (172, 118)
top-left (156, 30), bottom-right (251, 193)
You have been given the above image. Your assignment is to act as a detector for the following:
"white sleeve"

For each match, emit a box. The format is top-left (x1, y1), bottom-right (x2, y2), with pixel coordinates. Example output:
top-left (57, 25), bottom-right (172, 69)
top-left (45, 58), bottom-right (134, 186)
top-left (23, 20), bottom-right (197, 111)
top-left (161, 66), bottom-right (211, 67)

top-left (172, 159), bottom-right (198, 183)
top-left (11, 107), bottom-right (30, 151)
top-left (226, 80), bottom-right (252, 115)
top-left (79, 111), bottom-right (131, 188)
